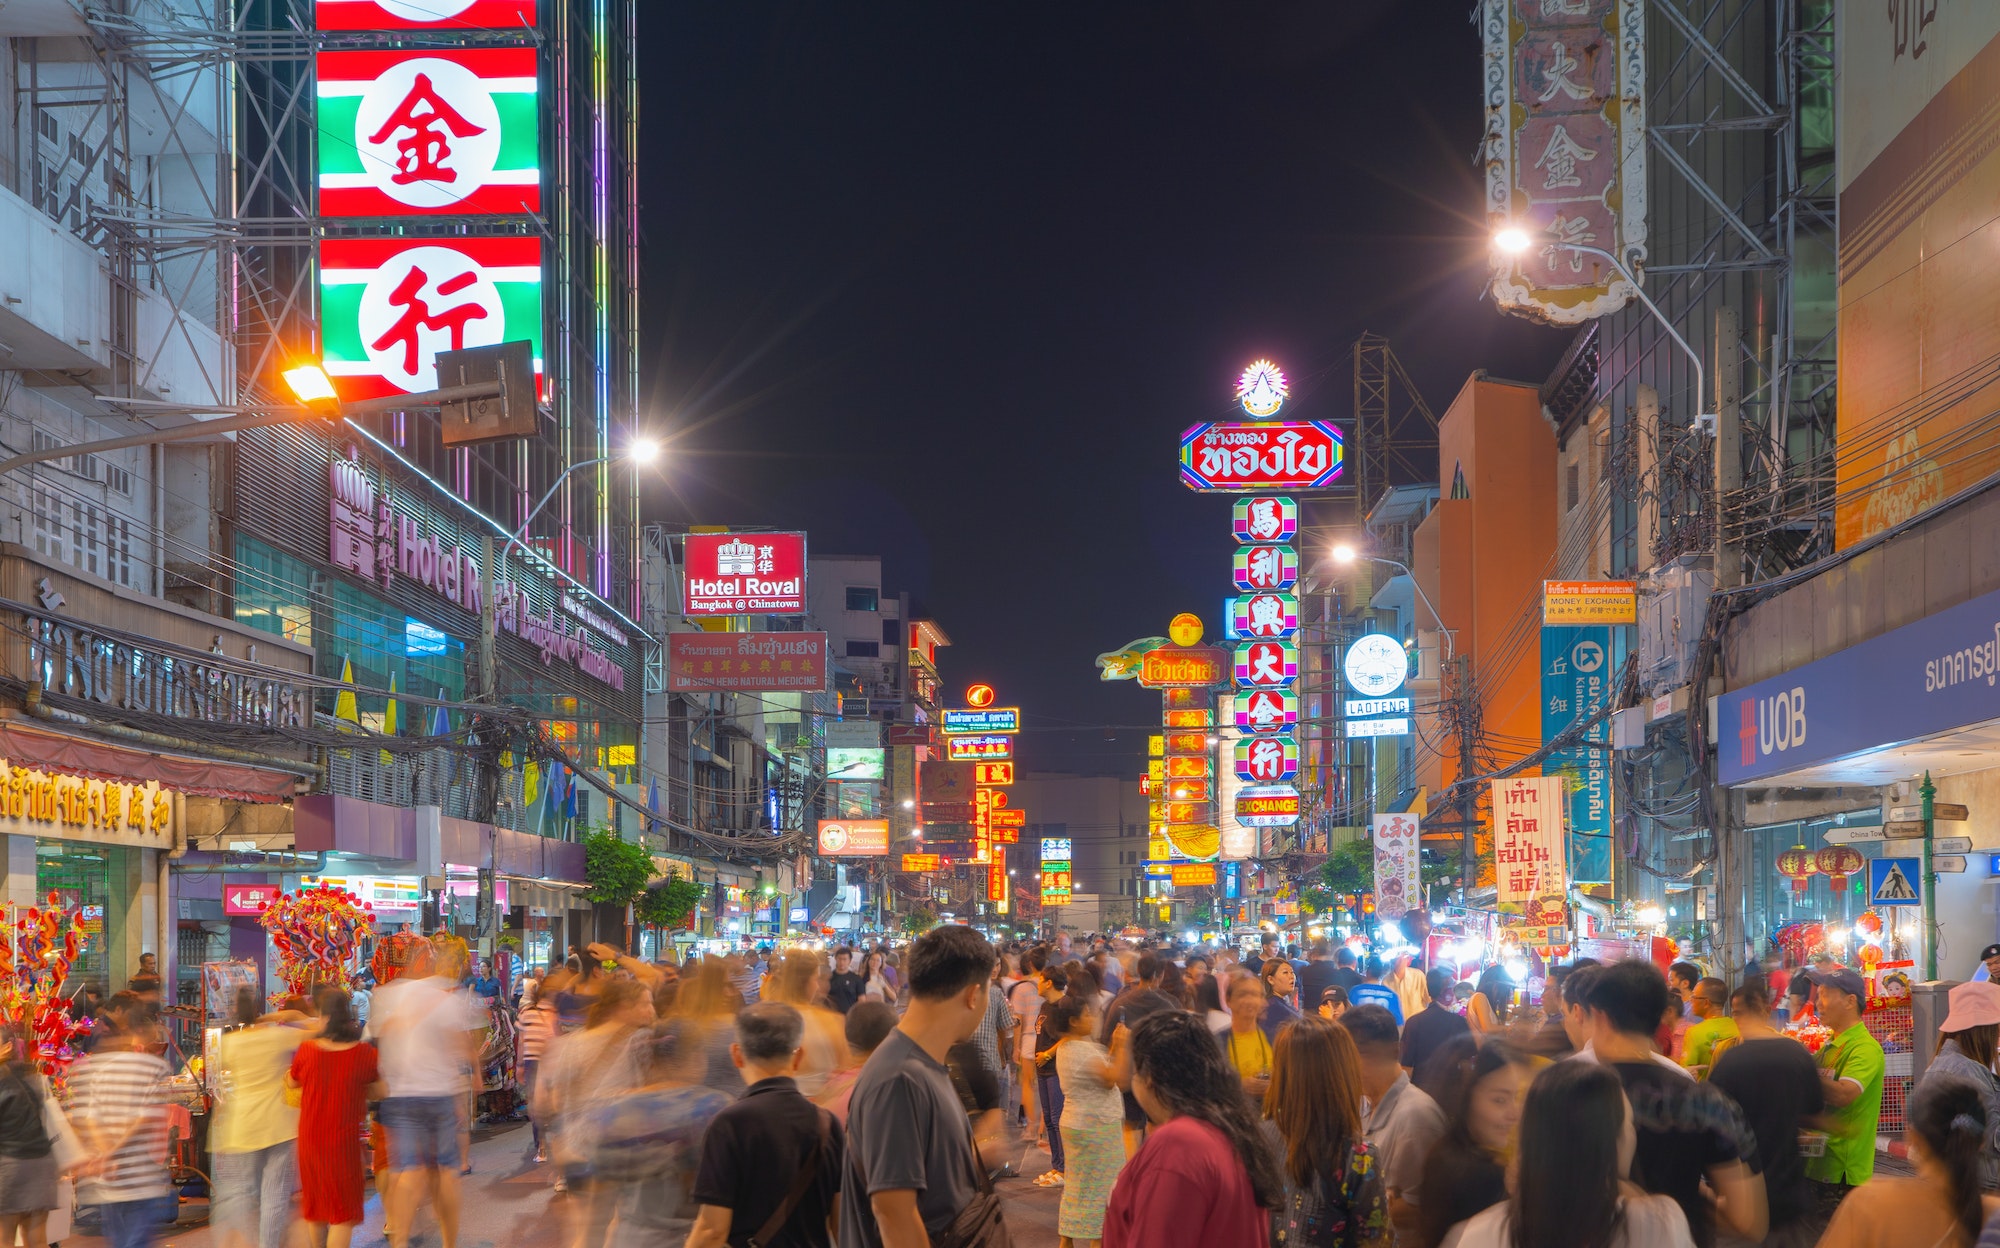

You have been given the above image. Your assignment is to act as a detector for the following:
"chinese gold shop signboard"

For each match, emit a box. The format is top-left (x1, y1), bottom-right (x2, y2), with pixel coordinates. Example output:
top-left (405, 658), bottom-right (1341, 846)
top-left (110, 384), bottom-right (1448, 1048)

top-left (0, 757), bottom-right (176, 849)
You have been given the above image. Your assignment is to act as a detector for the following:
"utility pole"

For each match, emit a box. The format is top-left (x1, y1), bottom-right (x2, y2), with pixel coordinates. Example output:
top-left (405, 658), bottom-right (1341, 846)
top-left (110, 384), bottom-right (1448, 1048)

top-left (1454, 654), bottom-right (1479, 898)
top-left (1922, 771), bottom-right (1938, 981)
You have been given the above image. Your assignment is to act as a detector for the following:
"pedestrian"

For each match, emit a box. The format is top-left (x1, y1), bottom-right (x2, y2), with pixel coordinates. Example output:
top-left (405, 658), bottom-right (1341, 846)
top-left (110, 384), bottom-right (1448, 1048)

top-left (1445, 1059), bottom-right (1695, 1248)
top-left (1674, 978), bottom-right (1736, 1077)
top-left (762, 951), bottom-right (850, 1097)
top-left (1821, 1074), bottom-right (2000, 1248)
top-left (1348, 956), bottom-right (1404, 1026)
top-left (1319, 985), bottom-right (1350, 1021)
top-left (1099, 953), bottom-right (1179, 1154)
top-left (368, 941), bottom-right (487, 1248)
top-left (860, 949), bottom-right (897, 1006)
top-left (1708, 980), bottom-right (1824, 1248)
top-left (1009, 946), bottom-right (1048, 1135)
top-left (1299, 940), bottom-right (1342, 1011)
top-left (686, 1003), bottom-right (844, 1248)
top-left (1265, 1015), bottom-right (1391, 1248)
top-left (1246, 933), bottom-right (1279, 976)
top-left (673, 956), bottom-right (749, 1096)
top-left (1260, 956), bottom-right (1303, 1039)
top-left (1805, 965), bottom-right (1888, 1220)
top-left (1400, 968), bottom-right (1471, 1078)
top-left (840, 925), bottom-right (1009, 1247)
top-left (729, 951), bottom-right (764, 1008)
top-left (1342, 1004), bottom-right (1445, 1241)
top-left (1415, 1039), bottom-right (1531, 1248)
top-left (0, 1026), bottom-right (59, 1248)
top-left (1102, 1010), bottom-right (1284, 1248)
top-left (1195, 973), bottom-right (1232, 1035)
top-left (1915, 981), bottom-right (2000, 1192)
top-left (1385, 953), bottom-right (1430, 1021)
top-left (1034, 963), bottom-right (1072, 1184)
top-left (211, 987), bottom-right (304, 1248)
top-left (1580, 959), bottom-right (1766, 1248)
top-left (1330, 947), bottom-right (1364, 993)
top-left (1524, 965), bottom-right (1581, 1060)
top-left (818, 1000), bottom-right (897, 1125)
top-left (969, 958), bottom-right (1014, 1095)
top-left (1221, 973), bottom-right (1273, 1106)
top-left (68, 1011), bottom-right (172, 1248)
top-left (1465, 965), bottom-right (1510, 1040)
top-left (580, 1024), bottom-right (733, 1247)
top-left (1669, 962), bottom-right (1702, 1015)
top-left (286, 990), bottom-right (382, 1248)
top-left (825, 948), bottom-right (864, 1015)
top-left (516, 981), bottom-right (558, 1163)
top-left (540, 975), bottom-right (651, 1243)
top-left (1050, 995), bottom-right (1125, 1248)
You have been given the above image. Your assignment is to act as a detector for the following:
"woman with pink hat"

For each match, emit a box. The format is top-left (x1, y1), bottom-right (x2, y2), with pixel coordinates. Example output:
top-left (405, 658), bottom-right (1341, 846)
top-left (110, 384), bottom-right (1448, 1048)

top-left (1916, 980), bottom-right (2000, 1189)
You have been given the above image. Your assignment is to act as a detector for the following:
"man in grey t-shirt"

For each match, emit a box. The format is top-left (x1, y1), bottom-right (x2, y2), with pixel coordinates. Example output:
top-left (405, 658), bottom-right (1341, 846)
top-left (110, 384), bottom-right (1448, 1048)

top-left (841, 926), bottom-right (1003, 1248)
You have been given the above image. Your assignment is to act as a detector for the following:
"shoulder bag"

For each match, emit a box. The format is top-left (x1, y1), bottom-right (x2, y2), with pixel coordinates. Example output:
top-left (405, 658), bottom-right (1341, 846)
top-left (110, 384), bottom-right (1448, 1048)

top-left (850, 1101), bottom-right (1011, 1248)
top-left (745, 1110), bottom-right (832, 1248)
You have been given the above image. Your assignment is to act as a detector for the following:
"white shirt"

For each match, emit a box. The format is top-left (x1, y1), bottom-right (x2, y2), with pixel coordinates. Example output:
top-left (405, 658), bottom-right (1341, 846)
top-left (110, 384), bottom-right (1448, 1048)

top-left (1570, 1040), bottom-right (1692, 1077)
top-left (1443, 1192), bottom-right (1692, 1248)
top-left (367, 975), bottom-right (484, 1097)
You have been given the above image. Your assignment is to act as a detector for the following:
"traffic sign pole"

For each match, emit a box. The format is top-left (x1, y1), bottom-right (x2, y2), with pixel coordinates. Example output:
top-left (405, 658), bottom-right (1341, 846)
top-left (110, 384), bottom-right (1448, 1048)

top-left (1922, 771), bottom-right (1937, 981)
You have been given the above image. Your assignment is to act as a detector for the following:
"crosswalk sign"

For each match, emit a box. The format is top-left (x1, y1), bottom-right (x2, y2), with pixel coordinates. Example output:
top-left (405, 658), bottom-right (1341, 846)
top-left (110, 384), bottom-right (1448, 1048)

top-left (1869, 856), bottom-right (1922, 907)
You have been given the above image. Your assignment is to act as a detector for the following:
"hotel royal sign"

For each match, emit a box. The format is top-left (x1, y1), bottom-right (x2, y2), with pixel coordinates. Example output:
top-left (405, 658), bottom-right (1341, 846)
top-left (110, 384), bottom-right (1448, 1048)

top-left (0, 758), bottom-right (177, 850)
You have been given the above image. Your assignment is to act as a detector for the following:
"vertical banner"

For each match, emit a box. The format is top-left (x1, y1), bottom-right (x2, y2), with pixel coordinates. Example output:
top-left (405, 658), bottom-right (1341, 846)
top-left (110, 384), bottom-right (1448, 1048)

top-left (1491, 776), bottom-right (1568, 911)
top-left (1371, 813), bottom-right (1421, 919)
top-left (988, 847), bottom-right (1007, 902)
top-left (1540, 624), bottom-right (1612, 883)
top-left (1482, 0), bottom-right (1647, 324)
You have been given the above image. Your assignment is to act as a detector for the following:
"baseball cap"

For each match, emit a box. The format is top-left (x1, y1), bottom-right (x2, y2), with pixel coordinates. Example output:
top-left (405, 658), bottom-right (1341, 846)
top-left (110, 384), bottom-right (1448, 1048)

top-left (1980, 943), bottom-right (2000, 962)
top-left (1944, 981), bottom-right (2000, 1031)
top-left (1806, 966), bottom-right (1868, 1004)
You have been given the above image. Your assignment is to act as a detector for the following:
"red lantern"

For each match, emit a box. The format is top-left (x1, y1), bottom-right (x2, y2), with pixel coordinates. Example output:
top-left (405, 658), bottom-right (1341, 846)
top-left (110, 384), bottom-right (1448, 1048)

top-left (1815, 846), bottom-right (1864, 881)
top-left (1855, 911), bottom-right (1884, 938)
top-left (1776, 845), bottom-right (1819, 894)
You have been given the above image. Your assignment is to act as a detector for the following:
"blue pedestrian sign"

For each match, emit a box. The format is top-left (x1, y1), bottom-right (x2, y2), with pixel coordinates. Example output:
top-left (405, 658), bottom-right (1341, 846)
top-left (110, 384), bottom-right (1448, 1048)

top-left (1868, 856), bottom-right (1923, 907)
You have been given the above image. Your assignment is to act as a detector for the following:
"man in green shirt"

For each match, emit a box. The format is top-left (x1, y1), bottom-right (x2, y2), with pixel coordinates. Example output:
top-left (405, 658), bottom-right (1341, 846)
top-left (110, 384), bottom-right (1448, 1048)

top-left (1680, 976), bottom-right (1739, 1077)
top-left (1803, 967), bottom-right (1884, 1223)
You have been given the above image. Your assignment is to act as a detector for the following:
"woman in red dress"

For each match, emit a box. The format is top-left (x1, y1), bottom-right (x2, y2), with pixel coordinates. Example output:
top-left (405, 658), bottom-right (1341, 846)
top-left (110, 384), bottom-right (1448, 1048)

top-left (287, 990), bottom-right (384, 1248)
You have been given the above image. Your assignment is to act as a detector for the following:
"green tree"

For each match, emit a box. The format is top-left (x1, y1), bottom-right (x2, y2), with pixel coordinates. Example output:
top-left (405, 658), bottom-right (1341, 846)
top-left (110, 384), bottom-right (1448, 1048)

top-left (1319, 838), bottom-right (1375, 896)
top-left (583, 826), bottom-right (655, 906)
top-left (635, 877), bottom-right (706, 927)
top-left (900, 907), bottom-right (938, 936)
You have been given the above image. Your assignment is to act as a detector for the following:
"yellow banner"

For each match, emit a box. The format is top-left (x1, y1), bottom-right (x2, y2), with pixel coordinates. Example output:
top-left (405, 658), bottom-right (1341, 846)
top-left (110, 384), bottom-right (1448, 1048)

top-left (1542, 580), bottom-right (1636, 626)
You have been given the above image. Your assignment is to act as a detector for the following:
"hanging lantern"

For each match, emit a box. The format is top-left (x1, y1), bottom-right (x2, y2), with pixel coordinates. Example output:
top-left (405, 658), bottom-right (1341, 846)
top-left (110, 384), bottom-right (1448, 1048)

top-left (1855, 910), bottom-right (1884, 939)
top-left (1815, 846), bottom-right (1865, 883)
top-left (1776, 845), bottom-right (1819, 894)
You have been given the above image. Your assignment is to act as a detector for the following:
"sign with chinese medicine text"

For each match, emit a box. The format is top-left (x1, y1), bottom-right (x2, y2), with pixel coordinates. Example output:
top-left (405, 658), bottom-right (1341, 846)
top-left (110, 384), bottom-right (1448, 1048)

top-left (316, 0), bottom-right (536, 30)
top-left (1371, 813), bottom-right (1421, 918)
top-left (682, 532), bottom-right (807, 615)
top-left (667, 632), bottom-right (826, 693)
top-left (317, 49), bottom-right (540, 215)
top-left (318, 236), bottom-right (543, 400)
top-left (1170, 863), bottom-right (1218, 888)
top-left (1491, 777), bottom-right (1568, 910)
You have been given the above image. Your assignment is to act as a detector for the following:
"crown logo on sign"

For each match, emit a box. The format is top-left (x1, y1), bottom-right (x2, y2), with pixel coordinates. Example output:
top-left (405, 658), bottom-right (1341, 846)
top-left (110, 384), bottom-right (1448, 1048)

top-left (716, 539), bottom-right (758, 576)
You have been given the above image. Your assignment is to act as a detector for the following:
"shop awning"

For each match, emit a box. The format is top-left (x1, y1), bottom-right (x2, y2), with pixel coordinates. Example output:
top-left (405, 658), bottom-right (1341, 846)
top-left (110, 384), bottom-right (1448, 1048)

top-left (0, 717), bottom-right (299, 801)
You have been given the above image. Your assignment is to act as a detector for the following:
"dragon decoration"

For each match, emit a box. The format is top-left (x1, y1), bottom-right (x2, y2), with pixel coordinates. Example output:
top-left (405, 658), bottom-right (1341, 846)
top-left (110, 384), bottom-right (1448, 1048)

top-left (1094, 637), bottom-right (1169, 681)
top-left (257, 883), bottom-right (377, 1000)
top-left (0, 892), bottom-right (93, 1082)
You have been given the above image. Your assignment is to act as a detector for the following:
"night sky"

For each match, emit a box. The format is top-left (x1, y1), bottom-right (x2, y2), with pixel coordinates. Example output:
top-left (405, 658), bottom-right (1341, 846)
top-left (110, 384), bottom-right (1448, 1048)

top-left (636, 2), bottom-right (1568, 775)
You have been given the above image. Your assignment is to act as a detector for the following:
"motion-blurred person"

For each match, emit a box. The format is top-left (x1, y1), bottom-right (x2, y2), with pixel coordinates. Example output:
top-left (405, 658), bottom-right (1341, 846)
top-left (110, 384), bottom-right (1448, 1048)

top-left (1446, 1059), bottom-right (1694, 1248)
top-left (1820, 1075), bottom-right (2000, 1248)
top-left (1050, 995), bottom-right (1125, 1248)
top-left (0, 1026), bottom-right (59, 1248)
top-left (286, 990), bottom-right (383, 1248)
top-left (517, 976), bottom-right (559, 1163)
top-left (1385, 952), bottom-right (1430, 1021)
top-left (1465, 965), bottom-right (1511, 1040)
top-left (1221, 974), bottom-right (1273, 1106)
top-left (1195, 974), bottom-right (1231, 1035)
top-left (1100, 953), bottom-right (1180, 1155)
top-left (818, 1000), bottom-right (897, 1125)
top-left (1415, 1039), bottom-right (1530, 1248)
top-left (579, 1025), bottom-right (732, 1247)
top-left (674, 956), bottom-right (750, 1095)
top-left (1265, 1014), bottom-right (1390, 1248)
top-left (1102, 1010), bottom-right (1283, 1248)
top-left (1343, 1004), bottom-right (1444, 1241)
top-left (763, 950), bottom-right (849, 1097)
top-left (686, 1003), bottom-right (844, 1248)
top-left (211, 987), bottom-right (305, 1248)
top-left (369, 941), bottom-right (487, 1248)
top-left (68, 1012), bottom-right (172, 1248)
top-left (1399, 968), bottom-right (1470, 1078)
top-left (1709, 980), bottom-right (1823, 1248)
top-left (539, 976), bottom-right (651, 1248)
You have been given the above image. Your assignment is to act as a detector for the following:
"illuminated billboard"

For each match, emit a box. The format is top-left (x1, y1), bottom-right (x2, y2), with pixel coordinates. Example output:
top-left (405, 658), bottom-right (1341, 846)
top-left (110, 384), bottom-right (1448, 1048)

top-left (826, 748), bottom-right (884, 782)
top-left (942, 708), bottom-right (1020, 735)
top-left (946, 735), bottom-right (1013, 761)
top-left (318, 236), bottom-right (542, 400)
top-left (1181, 422), bottom-right (1345, 492)
top-left (815, 819), bottom-right (888, 857)
top-left (316, 0), bottom-right (537, 29)
top-left (682, 532), bottom-right (807, 615)
top-left (317, 50), bottom-right (540, 216)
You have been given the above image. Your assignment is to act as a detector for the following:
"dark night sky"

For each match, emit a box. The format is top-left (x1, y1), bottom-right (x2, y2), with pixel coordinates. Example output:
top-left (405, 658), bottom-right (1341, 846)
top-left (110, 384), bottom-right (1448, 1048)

top-left (635, 3), bottom-right (1569, 775)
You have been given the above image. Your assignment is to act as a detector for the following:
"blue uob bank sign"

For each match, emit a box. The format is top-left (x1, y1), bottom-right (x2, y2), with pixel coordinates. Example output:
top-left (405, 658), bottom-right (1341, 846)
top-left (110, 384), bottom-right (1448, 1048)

top-left (1719, 584), bottom-right (2000, 785)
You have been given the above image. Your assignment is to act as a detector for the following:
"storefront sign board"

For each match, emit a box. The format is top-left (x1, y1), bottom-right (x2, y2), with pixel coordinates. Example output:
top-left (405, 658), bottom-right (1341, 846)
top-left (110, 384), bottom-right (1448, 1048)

top-left (1492, 776), bottom-right (1566, 910)
top-left (667, 632), bottom-right (827, 692)
top-left (816, 819), bottom-right (888, 857)
top-left (1180, 421), bottom-right (1345, 492)
top-left (681, 533), bottom-right (808, 615)
top-left (1542, 623), bottom-right (1611, 883)
top-left (0, 757), bottom-right (176, 850)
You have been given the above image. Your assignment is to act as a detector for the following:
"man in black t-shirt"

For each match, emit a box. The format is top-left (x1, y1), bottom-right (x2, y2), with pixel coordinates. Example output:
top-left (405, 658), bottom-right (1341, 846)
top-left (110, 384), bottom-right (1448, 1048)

top-left (1330, 946), bottom-right (1364, 992)
top-left (1099, 953), bottom-right (1178, 1130)
top-left (1399, 968), bottom-right (1470, 1074)
top-left (1709, 984), bottom-right (1823, 1243)
top-left (825, 947), bottom-right (864, 1014)
top-left (1298, 940), bottom-right (1343, 1010)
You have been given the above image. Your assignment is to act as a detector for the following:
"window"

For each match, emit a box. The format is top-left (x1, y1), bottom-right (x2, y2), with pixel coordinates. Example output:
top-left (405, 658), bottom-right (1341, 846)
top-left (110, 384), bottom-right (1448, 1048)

top-left (845, 640), bottom-right (880, 659)
top-left (103, 463), bottom-right (131, 495)
top-left (881, 619), bottom-right (900, 646)
top-left (845, 587), bottom-right (879, 612)
top-left (1565, 463), bottom-right (1581, 512)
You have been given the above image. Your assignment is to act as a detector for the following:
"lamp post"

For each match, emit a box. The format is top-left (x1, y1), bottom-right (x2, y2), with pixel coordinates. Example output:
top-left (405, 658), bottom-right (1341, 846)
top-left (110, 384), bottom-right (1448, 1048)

top-left (1329, 545), bottom-right (1453, 663)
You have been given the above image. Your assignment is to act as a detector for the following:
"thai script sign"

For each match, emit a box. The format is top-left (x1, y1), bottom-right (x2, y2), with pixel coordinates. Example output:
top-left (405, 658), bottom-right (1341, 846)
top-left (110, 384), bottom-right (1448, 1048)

top-left (0, 757), bottom-right (175, 850)
top-left (900, 853), bottom-right (942, 872)
top-left (682, 532), bottom-right (807, 615)
top-left (1543, 580), bottom-right (1637, 625)
top-left (1492, 776), bottom-right (1568, 910)
top-left (1181, 422), bottom-right (1346, 492)
top-left (319, 236), bottom-right (543, 400)
top-left (816, 819), bottom-right (889, 856)
top-left (26, 614), bottom-right (310, 731)
top-left (1372, 813), bottom-right (1422, 919)
top-left (1542, 624), bottom-right (1611, 882)
top-left (945, 735), bottom-right (1012, 761)
top-left (315, 0), bottom-right (536, 31)
top-left (1482, 0), bottom-right (1646, 324)
top-left (942, 708), bottom-right (1021, 735)
top-left (667, 632), bottom-right (827, 693)
top-left (1138, 646), bottom-right (1228, 689)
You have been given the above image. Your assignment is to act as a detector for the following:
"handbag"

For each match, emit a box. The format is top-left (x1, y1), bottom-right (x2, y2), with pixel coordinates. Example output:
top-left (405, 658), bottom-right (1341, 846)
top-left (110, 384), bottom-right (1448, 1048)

top-left (744, 1111), bottom-right (831, 1248)
top-left (933, 1118), bottom-right (1012, 1248)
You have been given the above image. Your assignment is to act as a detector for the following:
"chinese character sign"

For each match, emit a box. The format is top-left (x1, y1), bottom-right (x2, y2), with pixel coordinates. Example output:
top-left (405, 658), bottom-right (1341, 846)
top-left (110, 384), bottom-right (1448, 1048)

top-left (1482, 0), bottom-right (1647, 324)
top-left (1232, 496), bottom-right (1298, 544)
top-left (1232, 544), bottom-right (1299, 591)
top-left (318, 236), bottom-right (543, 399)
top-left (1371, 813), bottom-right (1422, 919)
top-left (1541, 624), bottom-right (1611, 883)
top-left (667, 632), bottom-right (827, 693)
top-left (682, 532), bottom-right (807, 615)
top-left (316, 0), bottom-right (537, 30)
top-left (317, 50), bottom-right (540, 216)
top-left (1491, 776), bottom-right (1569, 910)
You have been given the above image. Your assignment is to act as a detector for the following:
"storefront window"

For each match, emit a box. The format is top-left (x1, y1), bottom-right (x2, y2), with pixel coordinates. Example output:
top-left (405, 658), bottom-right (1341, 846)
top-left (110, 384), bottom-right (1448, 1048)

top-left (1748, 814), bottom-right (1885, 953)
top-left (37, 838), bottom-right (111, 985)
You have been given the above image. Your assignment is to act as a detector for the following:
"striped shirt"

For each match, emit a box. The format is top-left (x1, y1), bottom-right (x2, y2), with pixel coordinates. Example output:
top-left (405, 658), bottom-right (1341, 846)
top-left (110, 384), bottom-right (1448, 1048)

top-left (68, 1050), bottom-right (171, 1204)
top-left (517, 1000), bottom-right (557, 1065)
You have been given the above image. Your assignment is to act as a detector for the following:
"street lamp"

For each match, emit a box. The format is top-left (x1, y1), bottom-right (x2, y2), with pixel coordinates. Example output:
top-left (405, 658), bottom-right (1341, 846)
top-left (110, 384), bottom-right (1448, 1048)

top-left (1330, 544), bottom-right (1453, 663)
top-left (513, 438), bottom-right (661, 552)
top-left (1492, 226), bottom-right (1712, 431)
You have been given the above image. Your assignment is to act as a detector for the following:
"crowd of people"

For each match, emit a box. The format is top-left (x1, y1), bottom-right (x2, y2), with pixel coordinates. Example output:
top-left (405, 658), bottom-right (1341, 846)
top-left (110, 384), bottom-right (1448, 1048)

top-left (7, 930), bottom-right (2000, 1248)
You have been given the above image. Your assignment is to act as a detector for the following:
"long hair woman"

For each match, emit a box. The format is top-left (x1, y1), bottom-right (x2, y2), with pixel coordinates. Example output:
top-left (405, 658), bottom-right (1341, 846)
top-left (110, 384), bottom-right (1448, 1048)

top-left (1266, 1015), bottom-right (1390, 1248)
top-left (287, 990), bottom-right (383, 1248)
top-left (1446, 1059), bottom-right (1691, 1248)
top-left (670, 956), bottom-right (745, 1095)
top-left (1103, 1011), bottom-right (1284, 1248)
top-left (762, 949), bottom-right (849, 1096)
top-left (1414, 1039), bottom-right (1531, 1248)
top-left (1915, 982), bottom-right (2000, 1191)
top-left (1819, 1074), bottom-right (2000, 1248)
top-left (1466, 966), bottom-right (1512, 1041)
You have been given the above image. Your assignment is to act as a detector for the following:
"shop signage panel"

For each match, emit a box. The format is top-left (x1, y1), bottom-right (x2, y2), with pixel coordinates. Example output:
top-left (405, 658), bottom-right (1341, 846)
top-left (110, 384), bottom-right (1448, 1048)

top-left (1040, 837), bottom-right (1072, 861)
top-left (1163, 687), bottom-right (1205, 709)
top-left (1344, 633), bottom-right (1409, 697)
top-left (1372, 812), bottom-right (1422, 918)
top-left (1492, 776), bottom-right (1567, 910)
top-left (667, 632), bottom-right (827, 692)
top-left (901, 853), bottom-right (942, 872)
top-left (921, 802), bottom-right (975, 822)
top-left (1232, 545), bottom-right (1299, 591)
top-left (816, 819), bottom-right (888, 857)
top-left (1346, 697), bottom-right (1411, 717)
top-left (1180, 421), bottom-right (1346, 491)
top-left (1163, 778), bottom-right (1211, 804)
top-left (1234, 640), bottom-right (1298, 689)
top-left (989, 851), bottom-right (1008, 901)
top-left (974, 763), bottom-right (1015, 785)
top-left (1162, 731), bottom-right (1210, 756)
top-left (1718, 582), bottom-right (2000, 785)
top-left (945, 735), bottom-right (1013, 761)
top-left (317, 49), bottom-right (540, 216)
top-left (1542, 623), bottom-right (1612, 884)
top-left (1543, 581), bottom-right (1638, 626)
top-left (1235, 690), bottom-right (1298, 734)
top-left (316, 0), bottom-right (536, 30)
top-left (887, 724), bottom-right (936, 747)
top-left (1231, 496), bottom-right (1298, 544)
top-left (223, 884), bottom-right (283, 916)
top-left (1163, 709), bottom-right (1214, 729)
top-left (1138, 646), bottom-right (1228, 688)
top-left (942, 708), bottom-right (1021, 735)
top-left (1869, 856), bottom-right (1922, 905)
top-left (1235, 735), bottom-right (1299, 783)
top-left (991, 808), bottom-right (1026, 828)
top-left (1170, 863), bottom-right (1218, 887)
top-left (1234, 784), bottom-right (1301, 826)
top-left (26, 614), bottom-right (313, 730)
top-left (1231, 592), bottom-right (1299, 640)
top-left (826, 748), bottom-right (884, 781)
top-left (682, 532), bottom-right (807, 615)
top-left (919, 761), bottom-right (976, 801)
top-left (319, 236), bottom-right (543, 400)
top-left (0, 758), bottom-right (176, 850)
top-left (1165, 755), bottom-right (1211, 779)
top-left (1348, 717), bottom-right (1408, 739)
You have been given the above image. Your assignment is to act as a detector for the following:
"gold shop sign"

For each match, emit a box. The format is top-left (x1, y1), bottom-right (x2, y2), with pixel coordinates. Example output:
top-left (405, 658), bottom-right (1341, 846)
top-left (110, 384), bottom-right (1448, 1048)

top-left (0, 757), bottom-right (175, 848)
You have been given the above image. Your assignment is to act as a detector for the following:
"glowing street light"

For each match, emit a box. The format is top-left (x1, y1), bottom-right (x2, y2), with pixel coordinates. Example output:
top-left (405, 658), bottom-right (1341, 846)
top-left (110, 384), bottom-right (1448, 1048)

top-left (1331, 544), bottom-right (1453, 662)
top-left (282, 363), bottom-right (340, 406)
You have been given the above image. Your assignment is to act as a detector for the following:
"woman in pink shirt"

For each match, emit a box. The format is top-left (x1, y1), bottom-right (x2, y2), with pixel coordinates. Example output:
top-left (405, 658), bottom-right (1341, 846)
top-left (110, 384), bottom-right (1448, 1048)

top-left (1104, 1011), bottom-right (1285, 1248)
